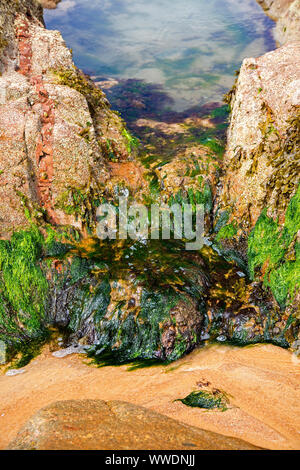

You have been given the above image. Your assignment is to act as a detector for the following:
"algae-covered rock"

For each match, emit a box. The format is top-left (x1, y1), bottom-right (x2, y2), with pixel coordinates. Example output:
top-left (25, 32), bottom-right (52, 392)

top-left (47, 236), bottom-right (209, 363)
top-left (0, 0), bottom-right (133, 238)
top-left (215, 42), bottom-right (299, 338)
top-left (0, 226), bottom-right (48, 346)
top-left (257, 0), bottom-right (300, 44)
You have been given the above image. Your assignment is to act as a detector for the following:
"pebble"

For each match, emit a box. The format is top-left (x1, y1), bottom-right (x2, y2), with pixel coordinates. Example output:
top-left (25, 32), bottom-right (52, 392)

top-left (52, 345), bottom-right (89, 358)
top-left (6, 369), bottom-right (26, 377)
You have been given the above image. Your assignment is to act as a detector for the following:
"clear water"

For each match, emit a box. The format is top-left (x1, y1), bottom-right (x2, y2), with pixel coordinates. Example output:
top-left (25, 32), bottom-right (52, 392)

top-left (45, 0), bottom-right (275, 111)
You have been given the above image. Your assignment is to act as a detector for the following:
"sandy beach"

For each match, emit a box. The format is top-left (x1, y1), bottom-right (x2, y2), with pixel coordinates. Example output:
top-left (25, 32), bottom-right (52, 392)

top-left (0, 343), bottom-right (299, 450)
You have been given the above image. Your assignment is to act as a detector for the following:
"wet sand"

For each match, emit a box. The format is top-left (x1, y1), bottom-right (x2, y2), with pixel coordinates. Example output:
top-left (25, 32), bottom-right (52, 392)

top-left (0, 343), bottom-right (299, 450)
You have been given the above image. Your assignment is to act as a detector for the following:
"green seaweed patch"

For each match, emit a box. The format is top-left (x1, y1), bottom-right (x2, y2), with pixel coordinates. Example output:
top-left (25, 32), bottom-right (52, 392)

top-left (268, 243), bottom-right (300, 308)
top-left (105, 139), bottom-right (119, 162)
top-left (53, 67), bottom-right (107, 115)
top-left (0, 226), bottom-right (48, 345)
top-left (216, 222), bottom-right (238, 242)
top-left (248, 185), bottom-right (300, 307)
top-left (176, 389), bottom-right (230, 412)
top-left (55, 185), bottom-right (104, 232)
top-left (168, 185), bottom-right (212, 214)
top-left (210, 105), bottom-right (230, 120)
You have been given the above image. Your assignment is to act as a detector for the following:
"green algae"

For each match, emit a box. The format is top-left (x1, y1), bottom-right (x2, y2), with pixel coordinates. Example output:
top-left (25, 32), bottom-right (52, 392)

top-left (168, 185), bottom-right (212, 214)
top-left (176, 389), bottom-right (230, 411)
top-left (104, 138), bottom-right (123, 162)
top-left (199, 137), bottom-right (225, 157)
top-left (53, 67), bottom-right (107, 114)
top-left (55, 186), bottom-right (98, 219)
top-left (0, 226), bottom-right (48, 345)
top-left (248, 185), bottom-right (300, 307)
top-left (210, 105), bottom-right (230, 119)
top-left (268, 243), bottom-right (300, 308)
top-left (87, 350), bottom-right (164, 370)
top-left (9, 335), bottom-right (49, 369)
top-left (55, 185), bottom-right (105, 233)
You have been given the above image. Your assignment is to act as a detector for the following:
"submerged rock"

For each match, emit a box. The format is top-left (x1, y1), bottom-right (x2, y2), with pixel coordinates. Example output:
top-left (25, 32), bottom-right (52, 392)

top-left (219, 43), bottom-right (300, 235)
top-left (7, 399), bottom-right (261, 450)
top-left (52, 345), bottom-right (88, 358)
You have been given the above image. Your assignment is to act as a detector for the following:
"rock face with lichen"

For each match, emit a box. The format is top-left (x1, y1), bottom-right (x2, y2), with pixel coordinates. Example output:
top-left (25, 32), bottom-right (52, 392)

top-left (0, 0), bottom-right (132, 238)
top-left (218, 43), bottom-right (300, 234)
top-left (215, 42), bottom-right (300, 347)
top-left (38, 0), bottom-right (61, 9)
top-left (257, 0), bottom-right (300, 44)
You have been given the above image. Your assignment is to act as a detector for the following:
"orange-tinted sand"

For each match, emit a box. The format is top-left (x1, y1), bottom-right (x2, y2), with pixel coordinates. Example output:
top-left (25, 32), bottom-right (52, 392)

top-left (0, 343), bottom-right (299, 450)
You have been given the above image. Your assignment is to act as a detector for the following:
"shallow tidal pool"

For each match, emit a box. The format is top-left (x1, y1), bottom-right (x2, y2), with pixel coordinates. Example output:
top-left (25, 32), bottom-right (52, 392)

top-left (45, 0), bottom-right (275, 111)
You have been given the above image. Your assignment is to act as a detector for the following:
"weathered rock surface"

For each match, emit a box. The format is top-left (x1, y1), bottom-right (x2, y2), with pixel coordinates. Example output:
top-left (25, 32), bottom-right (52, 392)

top-left (257, 0), bottom-right (300, 44)
top-left (0, 0), bottom-right (298, 365)
top-left (0, 0), bottom-right (132, 237)
top-left (215, 42), bottom-right (299, 341)
top-left (7, 399), bottom-right (261, 450)
top-left (219, 43), bottom-right (300, 235)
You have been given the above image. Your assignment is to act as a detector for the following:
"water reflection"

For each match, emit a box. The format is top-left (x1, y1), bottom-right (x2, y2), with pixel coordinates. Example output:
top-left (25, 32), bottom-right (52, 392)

top-left (45, 0), bottom-right (275, 110)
